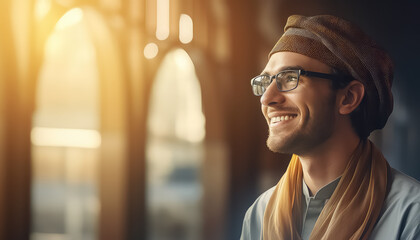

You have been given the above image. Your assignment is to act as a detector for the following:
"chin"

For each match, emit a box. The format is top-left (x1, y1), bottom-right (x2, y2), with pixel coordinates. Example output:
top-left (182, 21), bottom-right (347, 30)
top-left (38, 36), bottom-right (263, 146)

top-left (266, 135), bottom-right (294, 154)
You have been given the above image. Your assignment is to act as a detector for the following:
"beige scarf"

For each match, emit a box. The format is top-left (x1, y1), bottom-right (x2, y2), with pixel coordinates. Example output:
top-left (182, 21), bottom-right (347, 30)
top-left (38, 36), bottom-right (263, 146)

top-left (263, 140), bottom-right (389, 240)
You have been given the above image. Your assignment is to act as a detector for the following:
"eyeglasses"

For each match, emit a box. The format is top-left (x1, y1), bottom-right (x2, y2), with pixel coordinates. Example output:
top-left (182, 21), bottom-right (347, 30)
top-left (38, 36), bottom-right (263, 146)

top-left (250, 69), bottom-right (348, 96)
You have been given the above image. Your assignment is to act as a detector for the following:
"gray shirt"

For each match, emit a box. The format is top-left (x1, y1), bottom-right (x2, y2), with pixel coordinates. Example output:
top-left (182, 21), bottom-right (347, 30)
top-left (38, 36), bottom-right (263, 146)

top-left (301, 177), bottom-right (341, 240)
top-left (240, 168), bottom-right (420, 240)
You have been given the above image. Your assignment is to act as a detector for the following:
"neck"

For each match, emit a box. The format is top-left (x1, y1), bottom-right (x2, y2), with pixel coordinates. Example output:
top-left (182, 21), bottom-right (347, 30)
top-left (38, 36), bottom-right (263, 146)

top-left (298, 125), bottom-right (361, 196)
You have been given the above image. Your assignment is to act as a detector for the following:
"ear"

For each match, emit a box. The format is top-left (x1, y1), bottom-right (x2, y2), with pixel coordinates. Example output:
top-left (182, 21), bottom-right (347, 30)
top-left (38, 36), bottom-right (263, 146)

top-left (337, 80), bottom-right (365, 115)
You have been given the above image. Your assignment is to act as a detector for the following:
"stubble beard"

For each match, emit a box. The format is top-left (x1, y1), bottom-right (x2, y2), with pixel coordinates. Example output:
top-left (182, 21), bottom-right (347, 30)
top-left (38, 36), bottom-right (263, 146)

top-left (266, 120), bottom-right (334, 155)
top-left (266, 98), bottom-right (337, 155)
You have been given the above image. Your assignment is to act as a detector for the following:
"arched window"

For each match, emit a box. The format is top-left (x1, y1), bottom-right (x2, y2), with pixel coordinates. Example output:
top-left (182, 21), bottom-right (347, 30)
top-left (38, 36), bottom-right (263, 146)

top-left (146, 48), bottom-right (205, 240)
top-left (31, 8), bottom-right (100, 240)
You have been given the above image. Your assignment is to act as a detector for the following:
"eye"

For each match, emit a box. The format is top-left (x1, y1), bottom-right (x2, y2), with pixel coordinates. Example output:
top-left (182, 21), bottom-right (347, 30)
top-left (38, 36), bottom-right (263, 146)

top-left (281, 72), bottom-right (298, 83)
top-left (261, 76), bottom-right (272, 86)
top-left (286, 75), bottom-right (298, 82)
top-left (276, 71), bottom-right (299, 91)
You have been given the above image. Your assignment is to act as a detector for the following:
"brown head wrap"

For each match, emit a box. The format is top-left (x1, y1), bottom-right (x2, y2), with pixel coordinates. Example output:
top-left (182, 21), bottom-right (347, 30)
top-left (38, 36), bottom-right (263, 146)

top-left (269, 15), bottom-right (394, 137)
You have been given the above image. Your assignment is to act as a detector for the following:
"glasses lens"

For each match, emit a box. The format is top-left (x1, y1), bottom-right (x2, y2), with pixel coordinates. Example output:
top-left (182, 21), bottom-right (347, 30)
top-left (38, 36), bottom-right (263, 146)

top-left (276, 70), bottom-right (299, 91)
top-left (251, 75), bottom-right (271, 96)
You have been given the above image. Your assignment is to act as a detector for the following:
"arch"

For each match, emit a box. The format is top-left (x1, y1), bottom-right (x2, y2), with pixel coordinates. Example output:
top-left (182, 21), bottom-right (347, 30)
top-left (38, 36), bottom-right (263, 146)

top-left (143, 44), bottom-right (229, 240)
top-left (146, 48), bottom-right (205, 240)
top-left (31, 6), bottom-right (129, 240)
top-left (31, 7), bottom-right (101, 240)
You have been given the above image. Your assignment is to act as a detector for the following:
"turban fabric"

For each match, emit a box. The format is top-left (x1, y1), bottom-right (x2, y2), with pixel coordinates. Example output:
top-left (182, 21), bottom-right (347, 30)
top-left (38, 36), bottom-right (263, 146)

top-left (269, 15), bottom-right (394, 137)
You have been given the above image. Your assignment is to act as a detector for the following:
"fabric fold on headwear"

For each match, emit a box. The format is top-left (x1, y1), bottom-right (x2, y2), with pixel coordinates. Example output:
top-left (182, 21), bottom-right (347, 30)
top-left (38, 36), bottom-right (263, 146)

top-left (263, 140), bottom-right (390, 240)
top-left (269, 15), bottom-right (394, 137)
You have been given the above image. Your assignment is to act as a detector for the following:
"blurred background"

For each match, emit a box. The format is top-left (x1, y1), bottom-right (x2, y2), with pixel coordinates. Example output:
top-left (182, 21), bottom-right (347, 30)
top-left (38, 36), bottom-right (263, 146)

top-left (0, 0), bottom-right (419, 239)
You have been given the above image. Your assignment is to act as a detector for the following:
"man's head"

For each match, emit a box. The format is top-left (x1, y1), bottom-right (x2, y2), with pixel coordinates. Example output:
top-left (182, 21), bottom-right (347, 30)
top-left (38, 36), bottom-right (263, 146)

top-left (252, 15), bottom-right (394, 154)
top-left (259, 51), bottom-right (365, 154)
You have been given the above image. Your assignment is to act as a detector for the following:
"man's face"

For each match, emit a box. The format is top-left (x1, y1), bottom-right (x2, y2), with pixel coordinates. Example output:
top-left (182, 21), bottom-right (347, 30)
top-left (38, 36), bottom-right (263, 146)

top-left (261, 52), bottom-right (339, 155)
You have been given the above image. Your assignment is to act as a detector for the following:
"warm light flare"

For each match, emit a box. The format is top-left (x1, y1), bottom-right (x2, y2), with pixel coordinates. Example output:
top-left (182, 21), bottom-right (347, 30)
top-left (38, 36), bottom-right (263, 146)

top-left (35, 0), bottom-right (51, 20)
top-left (55, 8), bottom-right (83, 30)
top-left (144, 43), bottom-right (159, 59)
top-left (148, 49), bottom-right (205, 143)
top-left (156, 0), bottom-right (169, 40)
top-left (179, 14), bottom-right (193, 44)
top-left (31, 127), bottom-right (101, 148)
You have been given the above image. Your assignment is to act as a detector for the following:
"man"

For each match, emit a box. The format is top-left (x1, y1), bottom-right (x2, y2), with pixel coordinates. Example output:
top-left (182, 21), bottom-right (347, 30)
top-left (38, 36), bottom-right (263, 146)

top-left (241, 15), bottom-right (420, 240)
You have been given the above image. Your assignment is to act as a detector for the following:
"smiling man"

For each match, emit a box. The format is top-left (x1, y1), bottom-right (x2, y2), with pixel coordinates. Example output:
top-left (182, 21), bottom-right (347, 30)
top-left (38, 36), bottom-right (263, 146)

top-left (240, 15), bottom-right (420, 240)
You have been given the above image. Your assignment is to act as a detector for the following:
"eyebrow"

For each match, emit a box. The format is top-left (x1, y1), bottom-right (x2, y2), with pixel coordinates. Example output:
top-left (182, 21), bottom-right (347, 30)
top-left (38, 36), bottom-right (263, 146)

top-left (260, 65), bottom-right (304, 75)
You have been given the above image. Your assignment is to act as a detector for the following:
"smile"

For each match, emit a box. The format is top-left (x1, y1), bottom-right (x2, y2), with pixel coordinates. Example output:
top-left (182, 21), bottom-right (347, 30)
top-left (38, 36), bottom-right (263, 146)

top-left (270, 115), bottom-right (297, 124)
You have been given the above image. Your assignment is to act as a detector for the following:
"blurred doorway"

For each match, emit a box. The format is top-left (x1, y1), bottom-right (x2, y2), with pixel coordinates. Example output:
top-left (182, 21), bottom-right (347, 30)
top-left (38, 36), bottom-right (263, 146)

top-left (146, 48), bottom-right (205, 240)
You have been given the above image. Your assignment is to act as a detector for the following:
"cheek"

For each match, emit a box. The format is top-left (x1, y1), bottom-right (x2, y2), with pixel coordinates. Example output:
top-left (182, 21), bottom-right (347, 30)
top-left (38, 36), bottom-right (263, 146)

top-left (308, 93), bottom-right (337, 120)
top-left (261, 105), bottom-right (269, 122)
top-left (261, 105), bottom-right (266, 116)
top-left (294, 95), bottom-right (329, 123)
top-left (287, 94), bottom-right (307, 118)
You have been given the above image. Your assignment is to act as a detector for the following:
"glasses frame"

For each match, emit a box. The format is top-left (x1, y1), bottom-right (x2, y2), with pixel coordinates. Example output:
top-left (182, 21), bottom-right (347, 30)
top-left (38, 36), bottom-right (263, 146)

top-left (250, 69), bottom-right (351, 96)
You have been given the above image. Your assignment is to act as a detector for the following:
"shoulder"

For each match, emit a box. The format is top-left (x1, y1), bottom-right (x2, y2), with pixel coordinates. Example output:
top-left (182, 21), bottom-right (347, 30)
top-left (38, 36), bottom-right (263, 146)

top-left (390, 168), bottom-right (420, 191)
top-left (370, 168), bottom-right (420, 239)
top-left (240, 186), bottom-right (276, 240)
top-left (386, 168), bottom-right (420, 208)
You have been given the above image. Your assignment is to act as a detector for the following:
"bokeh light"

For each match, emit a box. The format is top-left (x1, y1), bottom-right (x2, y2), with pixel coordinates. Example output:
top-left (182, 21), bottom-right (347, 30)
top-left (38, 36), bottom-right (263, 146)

top-left (144, 42), bottom-right (159, 59)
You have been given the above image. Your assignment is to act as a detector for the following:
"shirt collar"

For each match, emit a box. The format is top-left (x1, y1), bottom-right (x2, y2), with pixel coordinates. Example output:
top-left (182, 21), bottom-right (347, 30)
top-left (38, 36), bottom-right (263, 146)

top-left (302, 176), bottom-right (341, 201)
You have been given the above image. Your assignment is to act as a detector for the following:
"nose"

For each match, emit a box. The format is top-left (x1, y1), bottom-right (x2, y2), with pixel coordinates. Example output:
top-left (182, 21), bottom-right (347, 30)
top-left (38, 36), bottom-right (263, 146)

top-left (260, 80), bottom-right (286, 106)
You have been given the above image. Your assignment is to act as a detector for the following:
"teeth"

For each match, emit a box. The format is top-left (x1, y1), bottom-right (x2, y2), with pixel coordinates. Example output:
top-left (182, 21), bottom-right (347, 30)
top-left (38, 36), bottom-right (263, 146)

top-left (271, 115), bottom-right (296, 123)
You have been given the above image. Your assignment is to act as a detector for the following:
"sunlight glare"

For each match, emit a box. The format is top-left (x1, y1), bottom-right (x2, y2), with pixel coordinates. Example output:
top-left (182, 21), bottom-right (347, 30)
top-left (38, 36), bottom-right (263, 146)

top-left (179, 14), bottom-right (193, 44)
top-left (156, 0), bottom-right (169, 40)
top-left (31, 127), bottom-right (101, 149)
top-left (35, 0), bottom-right (51, 20)
top-left (144, 43), bottom-right (159, 59)
top-left (148, 49), bottom-right (205, 143)
top-left (55, 8), bottom-right (84, 31)
top-left (174, 48), bottom-right (192, 70)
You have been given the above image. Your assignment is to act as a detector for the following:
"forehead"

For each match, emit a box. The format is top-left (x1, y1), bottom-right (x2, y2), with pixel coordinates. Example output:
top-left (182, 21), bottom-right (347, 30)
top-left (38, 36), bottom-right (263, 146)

top-left (263, 52), bottom-right (332, 74)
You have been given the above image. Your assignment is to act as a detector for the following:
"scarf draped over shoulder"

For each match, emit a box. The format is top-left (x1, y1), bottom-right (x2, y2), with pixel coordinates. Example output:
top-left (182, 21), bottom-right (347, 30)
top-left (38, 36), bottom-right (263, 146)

top-left (263, 140), bottom-right (389, 240)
